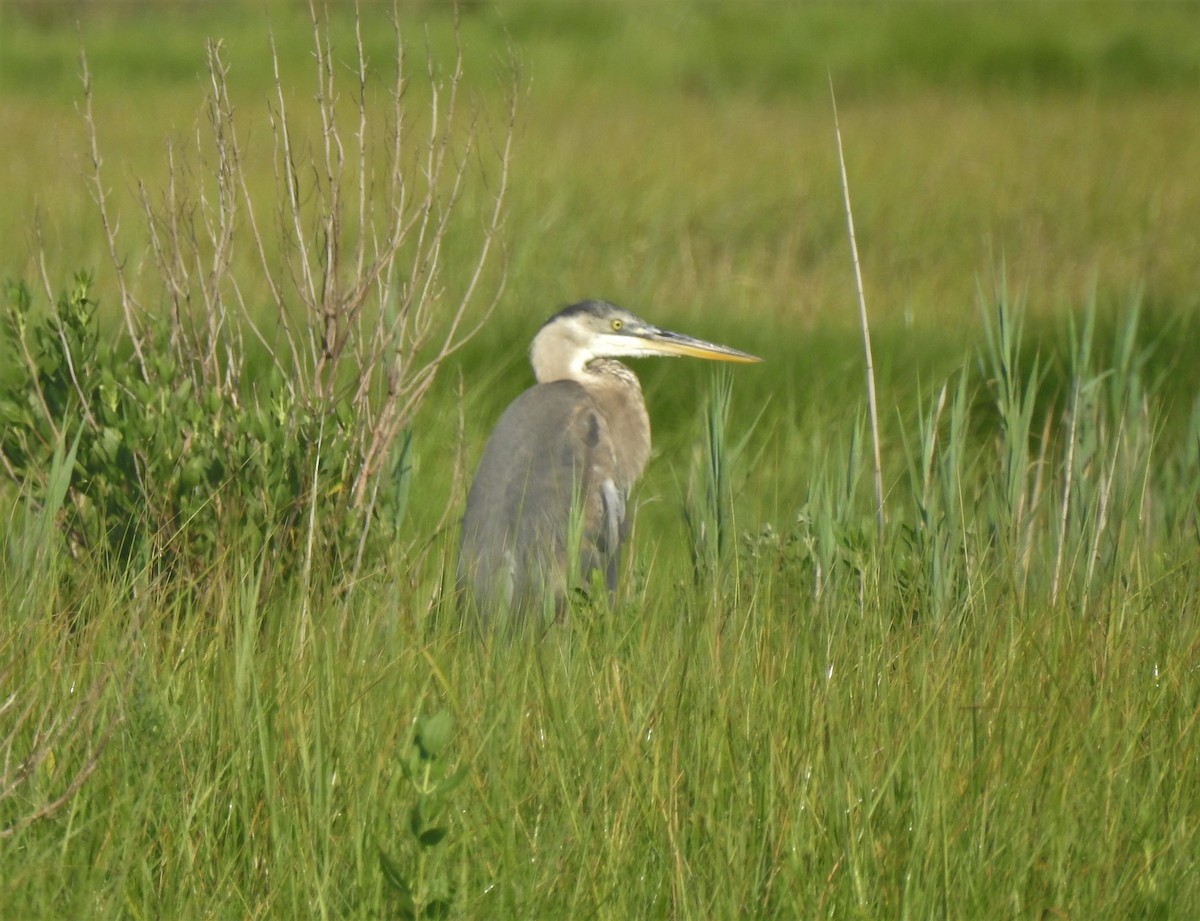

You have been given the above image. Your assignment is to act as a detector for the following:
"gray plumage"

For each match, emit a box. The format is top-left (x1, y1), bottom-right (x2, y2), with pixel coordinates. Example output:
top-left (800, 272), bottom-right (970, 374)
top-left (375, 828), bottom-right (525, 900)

top-left (457, 300), bottom-right (760, 626)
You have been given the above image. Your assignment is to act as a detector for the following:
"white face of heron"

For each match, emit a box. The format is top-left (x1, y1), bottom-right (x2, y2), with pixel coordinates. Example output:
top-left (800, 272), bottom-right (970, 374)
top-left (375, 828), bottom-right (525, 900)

top-left (530, 309), bottom-right (645, 382)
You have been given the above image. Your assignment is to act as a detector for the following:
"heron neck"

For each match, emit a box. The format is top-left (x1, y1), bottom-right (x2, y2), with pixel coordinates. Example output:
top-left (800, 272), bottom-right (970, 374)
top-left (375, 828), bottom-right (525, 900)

top-left (587, 360), bottom-right (651, 488)
top-left (529, 328), bottom-right (582, 382)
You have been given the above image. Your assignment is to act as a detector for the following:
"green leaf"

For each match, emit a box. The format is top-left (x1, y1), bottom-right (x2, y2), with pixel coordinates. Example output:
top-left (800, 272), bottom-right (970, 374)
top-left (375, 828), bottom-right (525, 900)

top-left (418, 826), bottom-right (448, 848)
top-left (180, 457), bottom-right (208, 490)
top-left (98, 427), bottom-right (122, 465)
top-left (415, 711), bottom-right (453, 761)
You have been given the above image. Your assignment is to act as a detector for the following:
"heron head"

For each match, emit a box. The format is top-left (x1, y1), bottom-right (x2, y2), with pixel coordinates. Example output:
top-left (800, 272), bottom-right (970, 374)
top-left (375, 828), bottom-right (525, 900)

top-left (530, 299), bottom-right (761, 383)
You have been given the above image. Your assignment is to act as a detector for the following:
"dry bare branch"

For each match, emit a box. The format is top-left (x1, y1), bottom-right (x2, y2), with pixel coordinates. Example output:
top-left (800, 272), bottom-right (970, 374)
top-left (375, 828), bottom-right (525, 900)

top-left (80, 48), bottom-right (147, 383)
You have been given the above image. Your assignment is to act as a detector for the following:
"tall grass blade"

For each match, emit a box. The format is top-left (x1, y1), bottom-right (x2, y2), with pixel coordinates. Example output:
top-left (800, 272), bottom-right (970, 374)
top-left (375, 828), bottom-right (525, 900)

top-left (7, 424), bottom-right (83, 594)
top-left (684, 369), bottom-right (732, 590)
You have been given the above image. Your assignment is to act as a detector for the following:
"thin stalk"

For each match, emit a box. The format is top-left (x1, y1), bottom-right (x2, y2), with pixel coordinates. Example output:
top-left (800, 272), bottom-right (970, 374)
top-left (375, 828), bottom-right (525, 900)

top-left (830, 77), bottom-right (885, 543)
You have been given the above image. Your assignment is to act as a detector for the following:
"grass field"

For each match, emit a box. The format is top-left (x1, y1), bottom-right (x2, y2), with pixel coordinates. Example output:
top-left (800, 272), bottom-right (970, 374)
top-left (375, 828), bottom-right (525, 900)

top-left (2, 2), bottom-right (1199, 918)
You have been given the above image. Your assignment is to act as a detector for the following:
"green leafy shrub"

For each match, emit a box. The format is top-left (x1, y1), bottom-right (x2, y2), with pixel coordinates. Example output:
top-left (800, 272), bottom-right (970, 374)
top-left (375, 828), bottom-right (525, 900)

top-left (1, 273), bottom-right (412, 577)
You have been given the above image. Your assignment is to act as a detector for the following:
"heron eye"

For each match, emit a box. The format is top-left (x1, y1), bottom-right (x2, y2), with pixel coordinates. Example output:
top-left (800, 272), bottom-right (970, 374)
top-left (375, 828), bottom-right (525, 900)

top-left (611, 319), bottom-right (623, 331)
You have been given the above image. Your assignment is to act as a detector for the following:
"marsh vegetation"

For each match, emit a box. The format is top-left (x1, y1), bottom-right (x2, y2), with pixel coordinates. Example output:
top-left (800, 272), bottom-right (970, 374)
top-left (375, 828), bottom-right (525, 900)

top-left (2, 2), bottom-right (1198, 917)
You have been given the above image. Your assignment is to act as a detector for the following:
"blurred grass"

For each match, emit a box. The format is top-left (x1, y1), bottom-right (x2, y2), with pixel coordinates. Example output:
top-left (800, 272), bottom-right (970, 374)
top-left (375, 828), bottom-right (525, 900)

top-left (3, 1), bottom-right (1200, 328)
top-left (2, 2), bottom-right (1200, 918)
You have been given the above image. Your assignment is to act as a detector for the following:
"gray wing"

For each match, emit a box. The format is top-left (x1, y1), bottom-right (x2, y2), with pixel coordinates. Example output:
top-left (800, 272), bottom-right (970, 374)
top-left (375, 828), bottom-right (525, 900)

top-left (457, 380), bottom-right (627, 624)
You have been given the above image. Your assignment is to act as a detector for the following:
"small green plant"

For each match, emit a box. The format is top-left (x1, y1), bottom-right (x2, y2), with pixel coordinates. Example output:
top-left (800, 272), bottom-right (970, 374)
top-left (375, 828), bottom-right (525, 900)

top-left (683, 370), bottom-right (733, 588)
top-left (683, 369), bottom-right (762, 598)
top-left (378, 711), bottom-right (467, 920)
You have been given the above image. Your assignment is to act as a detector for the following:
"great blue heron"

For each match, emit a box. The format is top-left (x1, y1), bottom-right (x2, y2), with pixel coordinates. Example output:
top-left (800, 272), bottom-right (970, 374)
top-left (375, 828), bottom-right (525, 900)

top-left (457, 299), bottom-right (761, 625)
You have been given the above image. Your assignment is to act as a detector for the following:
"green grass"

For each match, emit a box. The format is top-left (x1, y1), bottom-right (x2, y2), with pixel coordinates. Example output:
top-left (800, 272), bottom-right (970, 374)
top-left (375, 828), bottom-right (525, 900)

top-left (3, 2), bottom-right (1200, 918)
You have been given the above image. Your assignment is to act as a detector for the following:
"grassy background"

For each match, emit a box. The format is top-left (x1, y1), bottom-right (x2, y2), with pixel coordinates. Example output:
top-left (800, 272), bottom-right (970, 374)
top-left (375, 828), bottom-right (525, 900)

top-left (2, 2), bottom-right (1200, 918)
